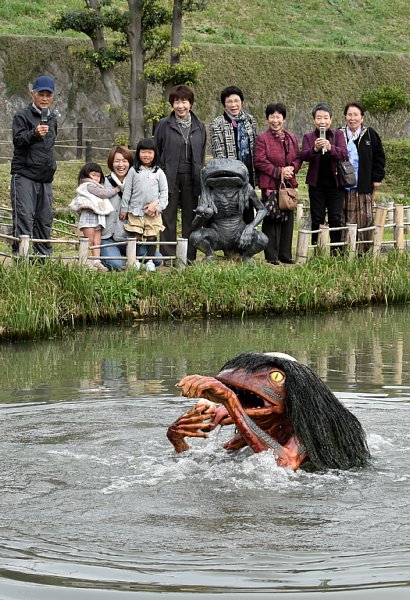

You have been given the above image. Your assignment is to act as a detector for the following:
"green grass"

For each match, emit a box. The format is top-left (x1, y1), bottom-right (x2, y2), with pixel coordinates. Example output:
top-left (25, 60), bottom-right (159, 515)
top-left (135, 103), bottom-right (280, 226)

top-left (1, 0), bottom-right (410, 53)
top-left (0, 253), bottom-right (409, 341)
top-left (185, 0), bottom-right (410, 53)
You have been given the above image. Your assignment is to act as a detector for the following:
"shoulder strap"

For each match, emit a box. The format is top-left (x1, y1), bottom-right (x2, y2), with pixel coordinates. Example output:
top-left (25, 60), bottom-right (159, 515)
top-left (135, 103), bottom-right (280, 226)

top-left (106, 175), bottom-right (122, 197)
top-left (340, 126), bottom-right (348, 144)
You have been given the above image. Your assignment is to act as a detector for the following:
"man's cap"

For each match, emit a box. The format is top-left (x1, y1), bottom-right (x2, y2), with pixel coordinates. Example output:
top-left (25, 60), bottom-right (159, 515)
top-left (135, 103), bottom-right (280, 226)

top-left (32, 75), bottom-right (55, 93)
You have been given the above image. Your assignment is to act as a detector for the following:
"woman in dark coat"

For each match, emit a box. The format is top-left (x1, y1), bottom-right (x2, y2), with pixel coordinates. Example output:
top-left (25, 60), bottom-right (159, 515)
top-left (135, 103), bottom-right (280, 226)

top-left (298, 103), bottom-right (348, 253)
top-left (154, 85), bottom-right (206, 262)
top-left (254, 103), bottom-right (299, 264)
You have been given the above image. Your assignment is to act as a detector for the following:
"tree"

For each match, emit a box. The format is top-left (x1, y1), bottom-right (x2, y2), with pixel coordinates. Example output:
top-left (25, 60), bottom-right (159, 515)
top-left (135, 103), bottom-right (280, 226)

top-left (52, 0), bottom-right (169, 146)
top-left (360, 85), bottom-right (410, 137)
top-left (127, 1), bottom-right (145, 145)
top-left (164, 0), bottom-right (207, 100)
top-left (143, 0), bottom-right (206, 122)
top-left (52, 0), bottom-right (127, 109)
top-left (52, 0), bottom-right (207, 146)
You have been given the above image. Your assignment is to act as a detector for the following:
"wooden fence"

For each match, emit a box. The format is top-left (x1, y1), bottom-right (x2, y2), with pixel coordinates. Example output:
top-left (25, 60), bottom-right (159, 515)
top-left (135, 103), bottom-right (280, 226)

top-left (295, 204), bottom-right (410, 263)
top-left (0, 206), bottom-right (189, 270)
top-left (0, 123), bottom-right (124, 163)
top-left (0, 203), bottom-right (409, 268)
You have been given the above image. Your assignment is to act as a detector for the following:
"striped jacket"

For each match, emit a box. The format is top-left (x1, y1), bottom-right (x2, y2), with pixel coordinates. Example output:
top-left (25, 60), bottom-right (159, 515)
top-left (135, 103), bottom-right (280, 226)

top-left (209, 111), bottom-right (257, 184)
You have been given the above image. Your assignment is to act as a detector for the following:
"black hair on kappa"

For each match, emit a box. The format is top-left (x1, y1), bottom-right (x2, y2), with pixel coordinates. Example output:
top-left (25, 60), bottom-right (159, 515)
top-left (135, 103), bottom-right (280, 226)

top-left (220, 351), bottom-right (370, 470)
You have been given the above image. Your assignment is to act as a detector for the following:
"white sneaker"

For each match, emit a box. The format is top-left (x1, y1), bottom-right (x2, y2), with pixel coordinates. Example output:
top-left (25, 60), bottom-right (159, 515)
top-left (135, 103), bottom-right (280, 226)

top-left (94, 259), bottom-right (109, 272)
top-left (145, 260), bottom-right (156, 272)
top-left (134, 260), bottom-right (141, 270)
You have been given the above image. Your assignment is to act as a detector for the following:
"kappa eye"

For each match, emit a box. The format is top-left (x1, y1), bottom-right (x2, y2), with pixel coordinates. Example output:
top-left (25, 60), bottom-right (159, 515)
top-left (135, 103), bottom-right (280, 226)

top-left (269, 370), bottom-right (284, 383)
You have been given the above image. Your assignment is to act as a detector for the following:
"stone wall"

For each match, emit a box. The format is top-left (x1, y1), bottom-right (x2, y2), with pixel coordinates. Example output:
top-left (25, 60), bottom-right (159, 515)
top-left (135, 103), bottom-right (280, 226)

top-left (1, 35), bottom-right (409, 161)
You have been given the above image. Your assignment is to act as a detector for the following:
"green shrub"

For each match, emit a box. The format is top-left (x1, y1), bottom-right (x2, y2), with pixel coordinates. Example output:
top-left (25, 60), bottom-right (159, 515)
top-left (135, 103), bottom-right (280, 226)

top-left (384, 140), bottom-right (410, 197)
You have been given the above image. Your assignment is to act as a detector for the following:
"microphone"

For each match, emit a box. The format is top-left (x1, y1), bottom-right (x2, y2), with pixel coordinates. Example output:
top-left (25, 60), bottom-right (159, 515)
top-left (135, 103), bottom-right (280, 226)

top-left (40, 108), bottom-right (48, 124)
top-left (319, 126), bottom-right (327, 154)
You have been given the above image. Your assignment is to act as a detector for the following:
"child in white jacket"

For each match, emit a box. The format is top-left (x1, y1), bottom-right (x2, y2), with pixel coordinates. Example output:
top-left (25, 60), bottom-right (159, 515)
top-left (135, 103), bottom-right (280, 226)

top-left (120, 139), bottom-right (168, 271)
top-left (70, 162), bottom-right (119, 271)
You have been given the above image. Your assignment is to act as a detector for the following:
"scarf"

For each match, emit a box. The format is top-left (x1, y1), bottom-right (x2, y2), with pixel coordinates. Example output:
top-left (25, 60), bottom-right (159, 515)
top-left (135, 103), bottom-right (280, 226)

top-left (175, 113), bottom-right (192, 128)
top-left (346, 126), bottom-right (361, 141)
top-left (225, 110), bottom-right (250, 162)
top-left (109, 171), bottom-right (125, 190)
top-left (271, 128), bottom-right (286, 142)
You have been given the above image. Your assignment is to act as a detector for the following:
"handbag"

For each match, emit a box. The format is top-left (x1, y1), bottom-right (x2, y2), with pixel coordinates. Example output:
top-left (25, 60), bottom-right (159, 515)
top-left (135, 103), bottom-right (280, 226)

top-left (337, 160), bottom-right (356, 188)
top-left (278, 171), bottom-right (298, 210)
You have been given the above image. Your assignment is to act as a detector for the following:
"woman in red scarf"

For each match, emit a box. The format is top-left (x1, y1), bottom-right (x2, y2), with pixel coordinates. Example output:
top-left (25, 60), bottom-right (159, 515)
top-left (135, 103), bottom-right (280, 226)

top-left (254, 103), bottom-right (300, 264)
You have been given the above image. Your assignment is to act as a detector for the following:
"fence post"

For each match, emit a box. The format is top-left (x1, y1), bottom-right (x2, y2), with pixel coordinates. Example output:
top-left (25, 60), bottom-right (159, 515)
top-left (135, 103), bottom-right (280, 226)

top-left (176, 237), bottom-right (188, 270)
top-left (345, 223), bottom-right (357, 260)
top-left (126, 237), bottom-right (137, 269)
top-left (78, 236), bottom-right (89, 266)
top-left (372, 206), bottom-right (387, 257)
top-left (405, 206), bottom-right (410, 235)
top-left (296, 203), bottom-right (304, 227)
top-left (394, 204), bottom-right (404, 252)
top-left (295, 229), bottom-right (309, 264)
top-left (19, 234), bottom-right (30, 257)
top-left (317, 224), bottom-right (330, 255)
top-left (76, 122), bottom-right (83, 160)
top-left (85, 141), bottom-right (92, 162)
top-left (386, 201), bottom-right (394, 224)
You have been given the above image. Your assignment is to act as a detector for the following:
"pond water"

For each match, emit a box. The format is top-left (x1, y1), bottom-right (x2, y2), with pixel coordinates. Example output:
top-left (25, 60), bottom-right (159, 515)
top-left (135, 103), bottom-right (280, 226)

top-left (0, 305), bottom-right (409, 600)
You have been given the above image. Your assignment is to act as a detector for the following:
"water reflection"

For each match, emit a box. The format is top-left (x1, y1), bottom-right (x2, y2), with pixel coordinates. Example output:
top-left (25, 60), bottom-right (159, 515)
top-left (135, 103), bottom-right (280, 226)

top-left (0, 305), bottom-right (408, 405)
top-left (0, 305), bottom-right (409, 598)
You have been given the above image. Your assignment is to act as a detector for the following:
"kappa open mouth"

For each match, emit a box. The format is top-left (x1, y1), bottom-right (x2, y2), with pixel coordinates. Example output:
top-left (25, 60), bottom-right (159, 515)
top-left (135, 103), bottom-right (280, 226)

top-left (222, 384), bottom-right (267, 410)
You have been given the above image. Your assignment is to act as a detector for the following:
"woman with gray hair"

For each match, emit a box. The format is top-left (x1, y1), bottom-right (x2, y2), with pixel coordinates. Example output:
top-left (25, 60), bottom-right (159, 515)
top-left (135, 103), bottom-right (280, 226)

top-left (340, 101), bottom-right (385, 253)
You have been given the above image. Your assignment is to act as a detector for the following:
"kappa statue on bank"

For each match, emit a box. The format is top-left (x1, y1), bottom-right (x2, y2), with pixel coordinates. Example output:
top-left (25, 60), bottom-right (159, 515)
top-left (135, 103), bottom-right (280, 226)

top-left (189, 158), bottom-right (268, 261)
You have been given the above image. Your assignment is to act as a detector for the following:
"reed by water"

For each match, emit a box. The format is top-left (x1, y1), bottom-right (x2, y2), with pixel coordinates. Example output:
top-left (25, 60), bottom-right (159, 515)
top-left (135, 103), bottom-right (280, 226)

top-left (0, 252), bottom-right (409, 341)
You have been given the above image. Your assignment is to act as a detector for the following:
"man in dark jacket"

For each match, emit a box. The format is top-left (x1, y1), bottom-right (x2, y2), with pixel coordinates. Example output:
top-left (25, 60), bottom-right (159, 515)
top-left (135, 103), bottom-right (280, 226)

top-left (11, 75), bottom-right (57, 255)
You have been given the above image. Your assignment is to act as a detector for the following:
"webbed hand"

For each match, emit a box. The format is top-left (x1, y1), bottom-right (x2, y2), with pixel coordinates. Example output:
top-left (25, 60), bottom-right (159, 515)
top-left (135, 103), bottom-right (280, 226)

top-left (167, 395), bottom-right (218, 453)
top-left (238, 225), bottom-right (254, 249)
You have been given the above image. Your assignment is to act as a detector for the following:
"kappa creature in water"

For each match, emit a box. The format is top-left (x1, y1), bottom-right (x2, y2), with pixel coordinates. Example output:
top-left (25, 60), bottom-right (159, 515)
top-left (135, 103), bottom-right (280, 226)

top-left (167, 351), bottom-right (370, 471)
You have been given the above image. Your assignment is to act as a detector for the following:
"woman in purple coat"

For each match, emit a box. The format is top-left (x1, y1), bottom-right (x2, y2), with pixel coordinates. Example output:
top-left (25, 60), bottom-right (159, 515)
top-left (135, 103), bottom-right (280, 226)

top-left (298, 103), bottom-right (348, 252)
top-left (254, 103), bottom-right (300, 264)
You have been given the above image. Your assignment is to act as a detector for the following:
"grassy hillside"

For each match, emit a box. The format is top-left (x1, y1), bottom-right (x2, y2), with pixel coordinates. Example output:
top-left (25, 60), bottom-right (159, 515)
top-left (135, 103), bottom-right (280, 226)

top-left (1, 0), bottom-right (410, 53)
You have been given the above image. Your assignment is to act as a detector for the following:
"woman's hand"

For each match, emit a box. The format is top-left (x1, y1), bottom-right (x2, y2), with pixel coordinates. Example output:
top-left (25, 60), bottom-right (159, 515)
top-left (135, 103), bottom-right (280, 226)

top-left (372, 182), bottom-right (382, 201)
top-left (314, 137), bottom-right (331, 153)
top-left (282, 166), bottom-right (294, 179)
top-left (119, 211), bottom-right (127, 220)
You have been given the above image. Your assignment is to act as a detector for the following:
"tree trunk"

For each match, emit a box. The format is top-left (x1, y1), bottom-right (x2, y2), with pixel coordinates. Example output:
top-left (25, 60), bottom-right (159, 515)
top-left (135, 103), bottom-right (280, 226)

top-left (170, 0), bottom-right (183, 65)
top-left (163, 0), bottom-right (183, 101)
top-left (127, 0), bottom-right (147, 148)
top-left (87, 0), bottom-right (123, 109)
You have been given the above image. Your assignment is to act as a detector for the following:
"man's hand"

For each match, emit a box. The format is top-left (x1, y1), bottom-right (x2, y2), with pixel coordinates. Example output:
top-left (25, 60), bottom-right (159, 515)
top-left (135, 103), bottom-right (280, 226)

top-left (35, 124), bottom-right (49, 138)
